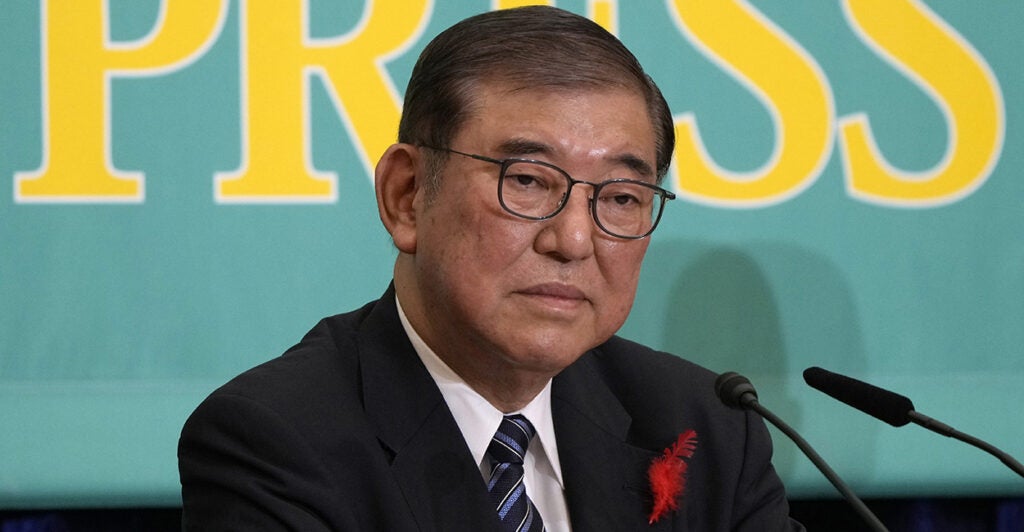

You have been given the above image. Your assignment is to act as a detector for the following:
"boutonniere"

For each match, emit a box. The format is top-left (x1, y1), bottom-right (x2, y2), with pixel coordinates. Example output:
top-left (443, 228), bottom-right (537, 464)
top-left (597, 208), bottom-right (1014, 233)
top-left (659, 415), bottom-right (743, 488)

top-left (647, 429), bottom-right (698, 524)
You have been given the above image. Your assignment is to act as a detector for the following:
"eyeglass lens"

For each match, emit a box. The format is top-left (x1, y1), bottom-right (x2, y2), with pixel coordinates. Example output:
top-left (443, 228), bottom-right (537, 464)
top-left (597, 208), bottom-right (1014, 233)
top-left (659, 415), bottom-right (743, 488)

top-left (498, 160), bottom-right (661, 238)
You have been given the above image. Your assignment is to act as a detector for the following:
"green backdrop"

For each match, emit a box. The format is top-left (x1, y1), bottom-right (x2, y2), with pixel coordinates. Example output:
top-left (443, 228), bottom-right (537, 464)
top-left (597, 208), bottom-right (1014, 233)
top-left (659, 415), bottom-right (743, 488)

top-left (2, 0), bottom-right (1021, 507)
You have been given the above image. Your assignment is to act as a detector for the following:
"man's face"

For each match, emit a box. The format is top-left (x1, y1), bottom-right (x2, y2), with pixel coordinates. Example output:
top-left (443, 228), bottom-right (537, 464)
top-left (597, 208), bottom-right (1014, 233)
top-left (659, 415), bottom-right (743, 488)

top-left (406, 83), bottom-right (658, 379)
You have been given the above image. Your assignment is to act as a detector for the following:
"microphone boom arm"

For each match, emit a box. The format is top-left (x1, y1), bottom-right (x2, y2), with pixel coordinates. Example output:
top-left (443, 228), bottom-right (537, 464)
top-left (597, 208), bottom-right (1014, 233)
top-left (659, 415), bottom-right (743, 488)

top-left (804, 366), bottom-right (1024, 480)
top-left (715, 372), bottom-right (890, 532)
top-left (907, 411), bottom-right (1024, 478)
top-left (746, 398), bottom-right (890, 532)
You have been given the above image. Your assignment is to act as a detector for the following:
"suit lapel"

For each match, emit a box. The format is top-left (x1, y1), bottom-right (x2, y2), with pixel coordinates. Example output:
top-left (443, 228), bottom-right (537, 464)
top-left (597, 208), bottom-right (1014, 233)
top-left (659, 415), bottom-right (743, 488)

top-left (358, 289), bottom-right (500, 531)
top-left (553, 352), bottom-right (674, 531)
top-left (353, 289), bottom-right (678, 530)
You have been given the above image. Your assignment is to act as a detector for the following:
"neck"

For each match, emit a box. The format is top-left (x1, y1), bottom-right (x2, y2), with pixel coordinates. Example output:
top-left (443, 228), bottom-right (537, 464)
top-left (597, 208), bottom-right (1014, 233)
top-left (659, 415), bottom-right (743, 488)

top-left (393, 259), bottom-right (559, 413)
top-left (456, 364), bottom-right (551, 413)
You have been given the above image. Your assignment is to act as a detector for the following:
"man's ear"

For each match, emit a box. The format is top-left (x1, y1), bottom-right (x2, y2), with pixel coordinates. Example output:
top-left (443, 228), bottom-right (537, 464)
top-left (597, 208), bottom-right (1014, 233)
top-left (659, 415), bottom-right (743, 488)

top-left (375, 143), bottom-right (422, 254)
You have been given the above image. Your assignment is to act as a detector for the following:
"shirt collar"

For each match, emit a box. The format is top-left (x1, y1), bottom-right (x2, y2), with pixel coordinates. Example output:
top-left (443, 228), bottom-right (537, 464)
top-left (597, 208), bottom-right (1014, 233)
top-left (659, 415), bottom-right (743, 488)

top-left (396, 296), bottom-right (564, 488)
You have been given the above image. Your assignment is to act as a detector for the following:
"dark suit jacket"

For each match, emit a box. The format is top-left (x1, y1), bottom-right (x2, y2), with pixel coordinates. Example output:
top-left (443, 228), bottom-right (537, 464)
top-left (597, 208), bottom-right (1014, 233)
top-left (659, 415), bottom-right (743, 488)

top-left (179, 286), bottom-right (802, 531)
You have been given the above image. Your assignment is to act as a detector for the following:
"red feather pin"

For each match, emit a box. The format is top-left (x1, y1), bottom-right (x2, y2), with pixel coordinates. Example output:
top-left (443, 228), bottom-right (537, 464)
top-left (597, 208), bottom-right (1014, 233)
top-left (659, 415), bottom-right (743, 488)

top-left (647, 429), bottom-right (698, 524)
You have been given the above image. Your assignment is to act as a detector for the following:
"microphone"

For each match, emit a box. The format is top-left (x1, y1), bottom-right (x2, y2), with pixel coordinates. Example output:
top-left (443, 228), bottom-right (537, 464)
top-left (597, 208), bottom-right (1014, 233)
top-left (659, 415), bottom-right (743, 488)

top-left (715, 372), bottom-right (889, 532)
top-left (804, 366), bottom-right (1024, 479)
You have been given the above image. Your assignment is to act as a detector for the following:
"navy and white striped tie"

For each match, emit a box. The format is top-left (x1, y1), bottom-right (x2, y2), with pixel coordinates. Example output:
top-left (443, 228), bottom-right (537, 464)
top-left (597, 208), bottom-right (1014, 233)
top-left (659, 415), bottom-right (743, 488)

top-left (486, 415), bottom-right (546, 532)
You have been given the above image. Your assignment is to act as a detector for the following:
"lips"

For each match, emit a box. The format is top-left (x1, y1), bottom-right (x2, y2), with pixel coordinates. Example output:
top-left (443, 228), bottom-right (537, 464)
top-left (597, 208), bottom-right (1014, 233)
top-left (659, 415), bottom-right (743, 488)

top-left (518, 283), bottom-right (587, 302)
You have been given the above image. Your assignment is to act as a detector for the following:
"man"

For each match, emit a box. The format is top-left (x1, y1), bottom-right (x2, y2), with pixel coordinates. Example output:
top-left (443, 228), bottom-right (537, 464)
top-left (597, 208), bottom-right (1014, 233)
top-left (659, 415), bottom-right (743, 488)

top-left (179, 6), bottom-right (803, 531)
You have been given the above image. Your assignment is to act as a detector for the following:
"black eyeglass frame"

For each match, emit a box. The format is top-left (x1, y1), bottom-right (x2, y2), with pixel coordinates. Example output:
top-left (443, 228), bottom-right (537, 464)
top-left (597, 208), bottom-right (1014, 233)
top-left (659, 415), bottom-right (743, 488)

top-left (421, 146), bottom-right (676, 239)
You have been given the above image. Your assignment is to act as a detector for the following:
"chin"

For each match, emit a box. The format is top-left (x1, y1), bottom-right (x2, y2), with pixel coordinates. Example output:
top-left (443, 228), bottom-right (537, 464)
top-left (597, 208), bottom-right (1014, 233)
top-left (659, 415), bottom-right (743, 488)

top-left (508, 343), bottom-right (591, 374)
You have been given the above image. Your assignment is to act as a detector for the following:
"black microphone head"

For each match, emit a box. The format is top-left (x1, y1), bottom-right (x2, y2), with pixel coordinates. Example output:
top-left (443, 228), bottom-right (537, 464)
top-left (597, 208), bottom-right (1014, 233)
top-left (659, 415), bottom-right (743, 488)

top-left (715, 371), bottom-right (758, 409)
top-left (803, 366), bottom-right (915, 427)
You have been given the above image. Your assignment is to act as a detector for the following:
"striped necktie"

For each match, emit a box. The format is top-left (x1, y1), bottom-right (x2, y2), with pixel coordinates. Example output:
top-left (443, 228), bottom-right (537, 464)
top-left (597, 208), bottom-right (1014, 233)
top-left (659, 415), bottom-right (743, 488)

top-left (486, 414), bottom-right (546, 532)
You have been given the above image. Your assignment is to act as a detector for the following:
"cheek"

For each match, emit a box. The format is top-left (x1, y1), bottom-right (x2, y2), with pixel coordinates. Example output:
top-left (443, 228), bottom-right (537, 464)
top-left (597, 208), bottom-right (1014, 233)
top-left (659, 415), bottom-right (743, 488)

top-left (600, 240), bottom-right (649, 282)
top-left (425, 206), bottom-right (533, 285)
top-left (597, 243), bottom-right (648, 312)
top-left (454, 204), bottom-right (536, 262)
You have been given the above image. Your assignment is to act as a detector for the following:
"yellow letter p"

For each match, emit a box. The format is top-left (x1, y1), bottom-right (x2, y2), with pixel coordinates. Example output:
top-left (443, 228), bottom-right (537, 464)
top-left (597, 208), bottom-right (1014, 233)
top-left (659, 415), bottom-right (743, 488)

top-left (15, 1), bottom-right (227, 203)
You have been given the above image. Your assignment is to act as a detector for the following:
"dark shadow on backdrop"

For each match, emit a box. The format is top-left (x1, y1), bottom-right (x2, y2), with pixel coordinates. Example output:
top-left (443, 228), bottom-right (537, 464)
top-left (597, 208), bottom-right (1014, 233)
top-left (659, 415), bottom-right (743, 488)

top-left (636, 239), bottom-right (876, 488)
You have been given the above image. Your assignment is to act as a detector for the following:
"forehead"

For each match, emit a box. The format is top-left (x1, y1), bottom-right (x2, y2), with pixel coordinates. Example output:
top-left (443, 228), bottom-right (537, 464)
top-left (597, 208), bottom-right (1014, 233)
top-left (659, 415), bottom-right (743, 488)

top-left (456, 82), bottom-right (658, 176)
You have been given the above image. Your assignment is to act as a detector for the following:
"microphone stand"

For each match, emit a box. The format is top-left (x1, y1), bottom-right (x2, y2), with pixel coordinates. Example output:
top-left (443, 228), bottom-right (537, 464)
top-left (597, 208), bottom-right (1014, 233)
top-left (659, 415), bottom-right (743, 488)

top-left (804, 366), bottom-right (1024, 480)
top-left (908, 411), bottom-right (1024, 479)
top-left (745, 398), bottom-right (890, 532)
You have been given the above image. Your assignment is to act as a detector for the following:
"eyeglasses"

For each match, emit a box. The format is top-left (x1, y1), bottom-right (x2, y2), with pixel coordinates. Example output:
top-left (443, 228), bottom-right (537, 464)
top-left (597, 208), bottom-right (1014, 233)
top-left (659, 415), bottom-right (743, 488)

top-left (422, 146), bottom-right (675, 239)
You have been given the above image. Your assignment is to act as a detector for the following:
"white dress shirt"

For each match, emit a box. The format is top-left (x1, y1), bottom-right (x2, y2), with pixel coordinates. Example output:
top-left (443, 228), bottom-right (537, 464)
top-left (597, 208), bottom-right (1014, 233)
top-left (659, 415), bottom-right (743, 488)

top-left (396, 297), bottom-right (573, 531)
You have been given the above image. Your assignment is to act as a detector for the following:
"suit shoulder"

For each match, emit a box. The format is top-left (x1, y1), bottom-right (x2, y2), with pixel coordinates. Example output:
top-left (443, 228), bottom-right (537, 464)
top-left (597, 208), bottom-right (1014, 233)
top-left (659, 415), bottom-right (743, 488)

top-left (590, 335), bottom-right (719, 391)
top-left (193, 300), bottom-right (380, 421)
top-left (580, 336), bottom-right (746, 440)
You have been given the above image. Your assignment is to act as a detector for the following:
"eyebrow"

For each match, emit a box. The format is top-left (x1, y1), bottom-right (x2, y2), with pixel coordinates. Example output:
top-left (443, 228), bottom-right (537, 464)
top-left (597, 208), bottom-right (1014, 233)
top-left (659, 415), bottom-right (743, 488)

top-left (496, 138), bottom-right (552, 158)
top-left (495, 138), bottom-right (656, 179)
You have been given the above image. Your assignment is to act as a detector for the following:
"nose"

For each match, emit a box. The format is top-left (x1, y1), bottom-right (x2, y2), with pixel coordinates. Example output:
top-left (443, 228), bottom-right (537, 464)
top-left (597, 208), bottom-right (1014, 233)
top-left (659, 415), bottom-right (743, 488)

top-left (533, 186), bottom-right (596, 261)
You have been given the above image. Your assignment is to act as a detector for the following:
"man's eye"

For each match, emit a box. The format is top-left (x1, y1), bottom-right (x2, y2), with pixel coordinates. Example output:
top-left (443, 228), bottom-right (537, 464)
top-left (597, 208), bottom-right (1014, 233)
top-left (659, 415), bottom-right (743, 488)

top-left (599, 189), bottom-right (642, 207)
top-left (505, 174), bottom-right (545, 189)
top-left (610, 193), bottom-right (640, 206)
